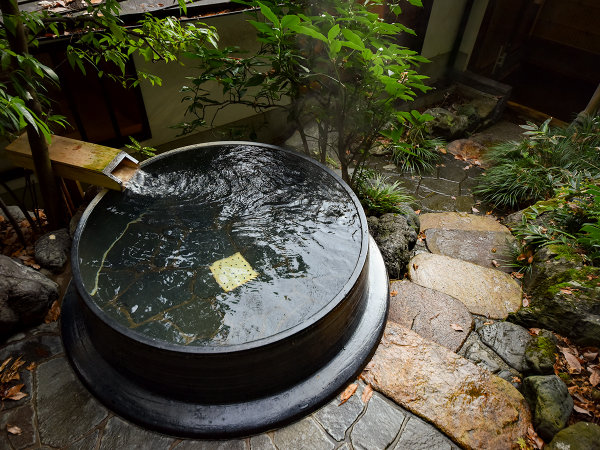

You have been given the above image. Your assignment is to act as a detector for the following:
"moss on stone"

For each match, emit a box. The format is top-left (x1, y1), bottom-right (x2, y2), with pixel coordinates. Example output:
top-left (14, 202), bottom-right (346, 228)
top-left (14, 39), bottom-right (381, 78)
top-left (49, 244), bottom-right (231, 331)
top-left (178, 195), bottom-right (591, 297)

top-left (557, 372), bottom-right (570, 384)
top-left (545, 243), bottom-right (580, 262)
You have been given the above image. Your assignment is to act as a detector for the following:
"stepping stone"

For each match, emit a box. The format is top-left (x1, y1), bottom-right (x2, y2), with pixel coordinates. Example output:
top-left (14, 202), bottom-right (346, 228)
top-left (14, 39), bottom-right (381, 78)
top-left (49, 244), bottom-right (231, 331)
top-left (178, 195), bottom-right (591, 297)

top-left (424, 228), bottom-right (517, 272)
top-left (389, 280), bottom-right (472, 352)
top-left (361, 322), bottom-right (532, 450)
top-left (408, 253), bottom-right (522, 319)
top-left (419, 212), bottom-right (510, 233)
top-left (477, 322), bottom-right (533, 372)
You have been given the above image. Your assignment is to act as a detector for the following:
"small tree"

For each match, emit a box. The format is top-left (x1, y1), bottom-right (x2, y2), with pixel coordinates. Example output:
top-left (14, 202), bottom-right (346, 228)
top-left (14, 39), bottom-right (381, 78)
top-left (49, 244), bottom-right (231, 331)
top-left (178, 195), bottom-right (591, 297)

top-left (179, 0), bottom-right (430, 186)
top-left (0, 0), bottom-right (218, 228)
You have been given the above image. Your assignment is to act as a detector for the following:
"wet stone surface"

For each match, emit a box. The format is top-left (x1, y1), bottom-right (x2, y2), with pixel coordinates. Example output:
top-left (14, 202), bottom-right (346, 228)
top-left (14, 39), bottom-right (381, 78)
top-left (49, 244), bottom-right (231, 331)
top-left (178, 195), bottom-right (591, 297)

top-left (314, 383), bottom-right (365, 441)
top-left (388, 280), bottom-right (472, 352)
top-left (272, 417), bottom-right (335, 450)
top-left (350, 393), bottom-right (406, 450)
top-left (36, 357), bottom-right (109, 448)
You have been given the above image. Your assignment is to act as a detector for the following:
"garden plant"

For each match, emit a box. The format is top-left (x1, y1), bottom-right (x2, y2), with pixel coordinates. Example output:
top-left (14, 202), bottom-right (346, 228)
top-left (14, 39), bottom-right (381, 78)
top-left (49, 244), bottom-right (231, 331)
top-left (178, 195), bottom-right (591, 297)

top-left (475, 115), bottom-right (600, 267)
top-left (179, 0), bottom-right (431, 190)
top-left (0, 0), bottom-right (218, 227)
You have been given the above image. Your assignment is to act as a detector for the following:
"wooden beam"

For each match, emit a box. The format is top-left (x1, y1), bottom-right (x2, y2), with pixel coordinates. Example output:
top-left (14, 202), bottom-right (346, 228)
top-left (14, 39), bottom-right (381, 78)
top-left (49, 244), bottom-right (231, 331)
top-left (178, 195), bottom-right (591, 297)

top-left (5, 134), bottom-right (139, 191)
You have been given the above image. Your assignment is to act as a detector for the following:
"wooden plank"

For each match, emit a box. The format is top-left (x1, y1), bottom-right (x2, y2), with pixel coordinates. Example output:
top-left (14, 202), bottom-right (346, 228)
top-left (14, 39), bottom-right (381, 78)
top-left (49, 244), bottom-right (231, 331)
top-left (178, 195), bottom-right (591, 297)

top-left (507, 101), bottom-right (568, 127)
top-left (5, 134), bottom-right (139, 191)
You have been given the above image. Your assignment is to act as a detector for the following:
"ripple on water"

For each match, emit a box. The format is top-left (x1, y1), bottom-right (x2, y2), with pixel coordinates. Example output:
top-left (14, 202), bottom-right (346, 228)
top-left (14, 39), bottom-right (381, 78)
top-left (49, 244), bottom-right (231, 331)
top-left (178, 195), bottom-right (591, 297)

top-left (77, 145), bottom-right (364, 347)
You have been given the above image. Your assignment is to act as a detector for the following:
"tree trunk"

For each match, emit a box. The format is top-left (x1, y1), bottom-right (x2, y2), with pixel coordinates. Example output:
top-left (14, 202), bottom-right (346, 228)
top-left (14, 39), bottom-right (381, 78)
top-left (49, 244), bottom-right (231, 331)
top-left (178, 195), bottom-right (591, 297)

top-left (0, 0), bottom-right (65, 229)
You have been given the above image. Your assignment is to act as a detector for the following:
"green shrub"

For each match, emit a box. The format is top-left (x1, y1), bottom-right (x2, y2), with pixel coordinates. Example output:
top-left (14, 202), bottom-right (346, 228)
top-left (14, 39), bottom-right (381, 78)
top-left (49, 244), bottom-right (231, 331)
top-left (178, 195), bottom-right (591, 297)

top-left (474, 116), bottom-right (600, 210)
top-left (381, 110), bottom-right (443, 173)
top-left (354, 170), bottom-right (414, 216)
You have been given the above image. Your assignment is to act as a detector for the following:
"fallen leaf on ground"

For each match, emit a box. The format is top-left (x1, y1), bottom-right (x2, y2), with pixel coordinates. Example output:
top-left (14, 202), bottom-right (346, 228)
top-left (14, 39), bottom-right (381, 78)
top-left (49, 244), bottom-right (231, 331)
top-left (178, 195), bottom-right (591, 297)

top-left (529, 328), bottom-right (541, 336)
top-left (361, 384), bottom-right (373, 404)
top-left (4, 384), bottom-right (27, 401)
top-left (560, 288), bottom-right (573, 295)
top-left (339, 383), bottom-right (357, 405)
top-left (491, 260), bottom-right (499, 267)
top-left (573, 404), bottom-right (592, 416)
top-left (526, 424), bottom-right (544, 449)
top-left (439, 148), bottom-right (447, 154)
top-left (522, 297), bottom-right (529, 307)
top-left (590, 367), bottom-right (600, 386)
top-left (486, 210), bottom-right (493, 215)
top-left (44, 300), bottom-right (60, 323)
top-left (560, 347), bottom-right (582, 374)
top-left (471, 207), bottom-right (479, 213)
top-left (0, 357), bottom-right (25, 383)
top-left (7, 425), bottom-right (22, 435)
top-left (414, 210), bottom-right (421, 215)
top-left (512, 376), bottom-right (521, 383)
top-left (450, 323), bottom-right (464, 332)
top-left (512, 272), bottom-right (524, 279)
top-left (26, 362), bottom-right (36, 371)
top-left (390, 290), bottom-right (397, 297)
top-left (583, 351), bottom-right (598, 361)
top-left (0, 357), bottom-right (12, 373)
top-left (483, 321), bottom-right (494, 326)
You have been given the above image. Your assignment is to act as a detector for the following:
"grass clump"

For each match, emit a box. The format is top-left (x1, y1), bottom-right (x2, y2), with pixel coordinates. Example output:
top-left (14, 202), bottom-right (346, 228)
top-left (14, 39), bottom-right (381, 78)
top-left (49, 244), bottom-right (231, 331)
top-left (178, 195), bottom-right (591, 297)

top-left (475, 116), bottom-right (600, 210)
top-left (354, 169), bottom-right (414, 216)
top-left (381, 110), bottom-right (444, 174)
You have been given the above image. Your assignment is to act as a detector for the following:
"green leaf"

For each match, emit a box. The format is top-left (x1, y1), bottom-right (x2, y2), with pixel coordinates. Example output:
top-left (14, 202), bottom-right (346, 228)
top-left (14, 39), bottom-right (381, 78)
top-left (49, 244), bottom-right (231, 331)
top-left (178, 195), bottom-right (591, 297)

top-left (258, 2), bottom-right (279, 27)
top-left (290, 25), bottom-right (328, 43)
top-left (14, 101), bottom-right (38, 134)
top-left (341, 29), bottom-right (364, 49)
top-left (281, 15), bottom-right (300, 29)
top-left (327, 24), bottom-right (340, 42)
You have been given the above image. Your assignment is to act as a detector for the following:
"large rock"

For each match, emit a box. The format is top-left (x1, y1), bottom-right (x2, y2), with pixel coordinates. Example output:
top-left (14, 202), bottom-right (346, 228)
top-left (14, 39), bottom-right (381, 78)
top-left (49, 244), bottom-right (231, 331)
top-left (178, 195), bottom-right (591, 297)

top-left (546, 422), bottom-right (600, 450)
top-left (408, 253), bottom-right (522, 319)
top-left (368, 213), bottom-right (418, 279)
top-left (419, 212), bottom-right (510, 233)
top-left (509, 264), bottom-right (600, 346)
top-left (522, 375), bottom-right (573, 442)
top-left (524, 244), bottom-right (585, 293)
top-left (389, 280), bottom-right (472, 352)
top-left (35, 228), bottom-right (71, 272)
top-left (477, 322), bottom-right (533, 372)
top-left (425, 228), bottom-right (517, 272)
top-left (424, 107), bottom-right (469, 139)
top-left (0, 255), bottom-right (59, 340)
top-left (361, 322), bottom-right (531, 450)
top-left (524, 330), bottom-right (558, 375)
top-left (459, 332), bottom-right (521, 386)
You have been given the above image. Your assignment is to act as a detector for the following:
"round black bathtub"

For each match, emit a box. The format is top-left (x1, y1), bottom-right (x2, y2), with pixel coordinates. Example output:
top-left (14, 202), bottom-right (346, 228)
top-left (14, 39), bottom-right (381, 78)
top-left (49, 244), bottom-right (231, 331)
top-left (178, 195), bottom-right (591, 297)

top-left (62, 142), bottom-right (388, 438)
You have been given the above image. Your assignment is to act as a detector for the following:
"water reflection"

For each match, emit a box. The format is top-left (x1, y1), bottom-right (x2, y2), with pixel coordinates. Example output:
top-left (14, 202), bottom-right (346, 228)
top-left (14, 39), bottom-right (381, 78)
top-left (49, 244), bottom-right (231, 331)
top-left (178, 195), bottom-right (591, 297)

top-left (78, 145), bottom-right (362, 346)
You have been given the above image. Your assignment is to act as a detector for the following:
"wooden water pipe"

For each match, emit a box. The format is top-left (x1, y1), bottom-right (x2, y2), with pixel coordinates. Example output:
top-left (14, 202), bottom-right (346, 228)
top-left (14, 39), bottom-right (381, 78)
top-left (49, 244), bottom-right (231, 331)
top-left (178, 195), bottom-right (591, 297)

top-left (5, 134), bottom-right (139, 191)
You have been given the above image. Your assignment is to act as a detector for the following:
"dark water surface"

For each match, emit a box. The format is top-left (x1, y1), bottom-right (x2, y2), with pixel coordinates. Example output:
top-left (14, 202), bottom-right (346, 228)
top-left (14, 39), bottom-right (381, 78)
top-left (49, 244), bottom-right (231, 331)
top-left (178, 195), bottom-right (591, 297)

top-left (77, 145), bottom-right (363, 346)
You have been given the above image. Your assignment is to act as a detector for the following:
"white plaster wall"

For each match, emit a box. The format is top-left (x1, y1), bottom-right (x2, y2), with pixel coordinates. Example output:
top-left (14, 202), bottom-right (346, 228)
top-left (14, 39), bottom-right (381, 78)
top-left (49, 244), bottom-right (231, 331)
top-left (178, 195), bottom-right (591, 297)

top-left (134, 11), bottom-right (267, 147)
top-left (456, 0), bottom-right (489, 70)
top-left (420, 0), bottom-right (488, 80)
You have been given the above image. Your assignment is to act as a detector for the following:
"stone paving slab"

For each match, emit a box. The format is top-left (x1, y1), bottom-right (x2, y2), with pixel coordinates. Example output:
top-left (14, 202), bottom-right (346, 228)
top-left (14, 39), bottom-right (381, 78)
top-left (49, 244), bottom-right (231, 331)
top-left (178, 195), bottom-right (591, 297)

top-left (0, 324), bottom-right (460, 450)
top-left (361, 322), bottom-right (532, 450)
top-left (389, 280), bottom-right (473, 352)
top-left (409, 253), bottom-right (523, 319)
top-left (419, 212), bottom-right (510, 233)
top-left (425, 228), bottom-right (518, 272)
